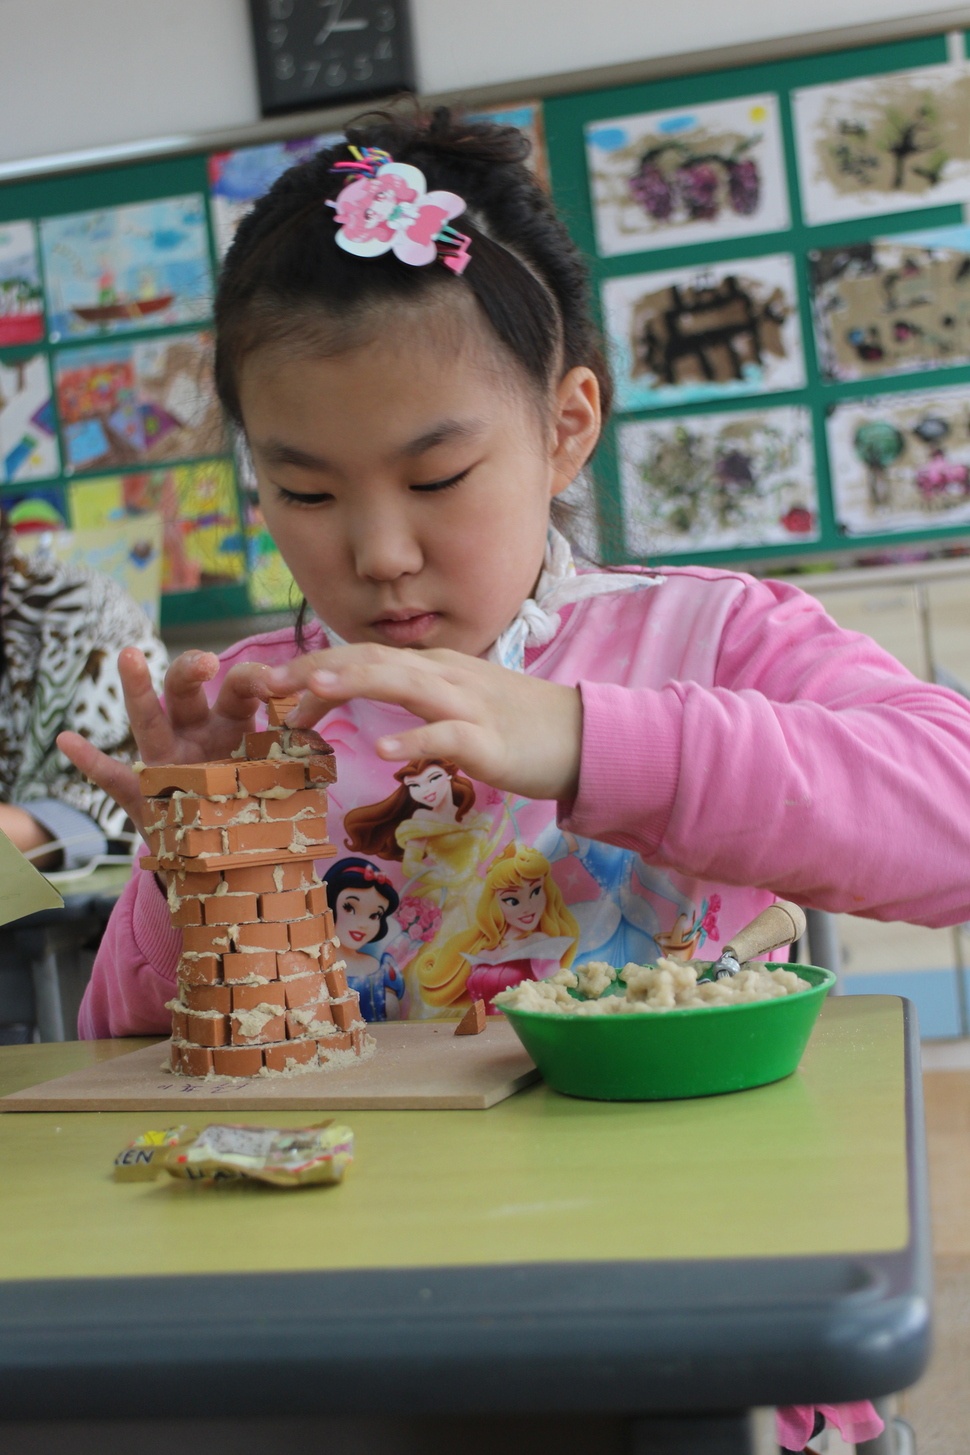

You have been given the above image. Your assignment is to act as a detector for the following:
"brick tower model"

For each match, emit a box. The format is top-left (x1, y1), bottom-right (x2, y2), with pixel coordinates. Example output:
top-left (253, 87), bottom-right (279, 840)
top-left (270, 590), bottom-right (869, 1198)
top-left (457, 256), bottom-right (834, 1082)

top-left (139, 697), bottom-right (369, 1078)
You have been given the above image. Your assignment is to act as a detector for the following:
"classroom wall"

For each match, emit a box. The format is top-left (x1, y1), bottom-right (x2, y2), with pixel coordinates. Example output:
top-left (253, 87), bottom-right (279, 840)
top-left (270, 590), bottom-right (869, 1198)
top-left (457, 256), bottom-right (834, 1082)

top-left (0, 0), bottom-right (959, 165)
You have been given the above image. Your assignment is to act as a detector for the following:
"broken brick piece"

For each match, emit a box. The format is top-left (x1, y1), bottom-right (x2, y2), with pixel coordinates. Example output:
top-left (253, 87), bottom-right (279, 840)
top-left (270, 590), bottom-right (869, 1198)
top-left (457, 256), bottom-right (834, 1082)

top-left (306, 755), bottom-right (338, 785)
top-left (243, 728), bottom-right (285, 759)
top-left (324, 965), bottom-right (348, 998)
top-left (179, 1043), bottom-right (214, 1077)
top-left (211, 1045), bottom-right (263, 1077)
top-left (236, 760), bottom-right (305, 795)
top-left (183, 984), bottom-right (232, 1014)
top-left (258, 889), bottom-right (307, 922)
top-left (138, 762), bottom-right (238, 798)
top-left (455, 1000), bottom-right (487, 1036)
top-left (221, 950), bottom-right (279, 983)
top-left (266, 696), bottom-right (301, 727)
top-left (263, 1037), bottom-right (317, 1072)
top-left (185, 1011), bottom-right (229, 1048)
top-left (330, 996), bottom-right (361, 1031)
top-left (232, 982), bottom-right (286, 1012)
top-left (202, 893), bottom-right (259, 926)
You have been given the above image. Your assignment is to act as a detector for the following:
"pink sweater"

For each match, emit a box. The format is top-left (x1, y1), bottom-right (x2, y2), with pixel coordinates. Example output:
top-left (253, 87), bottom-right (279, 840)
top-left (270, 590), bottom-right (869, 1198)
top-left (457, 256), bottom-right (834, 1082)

top-left (80, 566), bottom-right (970, 1037)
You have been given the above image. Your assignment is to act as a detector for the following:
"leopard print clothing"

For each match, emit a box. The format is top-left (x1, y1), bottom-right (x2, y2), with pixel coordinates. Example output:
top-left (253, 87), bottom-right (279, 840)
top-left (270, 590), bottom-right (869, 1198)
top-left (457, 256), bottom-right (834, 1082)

top-left (0, 534), bottom-right (168, 841)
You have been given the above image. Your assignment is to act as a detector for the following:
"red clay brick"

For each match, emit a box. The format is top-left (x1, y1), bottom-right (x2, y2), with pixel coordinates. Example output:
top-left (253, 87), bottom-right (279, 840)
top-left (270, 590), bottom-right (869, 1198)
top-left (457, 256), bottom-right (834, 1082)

top-left (261, 788), bottom-right (327, 821)
top-left (277, 950), bottom-right (319, 979)
top-left (286, 1003), bottom-right (333, 1038)
top-left (330, 997), bottom-right (360, 1030)
top-left (455, 1000), bottom-right (487, 1035)
top-left (173, 869), bottom-right (224, 897)
top-left (179, 1044), bottom-right (214, 1077)
top-left (182, 924), bottom-right (232, 956)
top-left (319, 938), bottom-right (337, 971)
top-left (138, 762), bottom-right (238, 798)
top-left (177, 955), bottom-right (221, 986)
top-left (289, 916), bottom-right (330, 952)
top-left (306, 755), bottom-right (338, 785)
top-left (231, 1011), bottom-right (286, 1046)
top-left (221, 951), bottom-right (279, 983)
top-left (318, 1030), bottom-right (352, 1056)
top-left (176, 827), bottom-right (224, 859)
top-left (258, 889), bottom-right (306, 922)
top-left (324, 965), bottom-right (348, 998)
top-left (235, 922), bottom-right (289, 953)
top-left (220, 863), bottom-right (281, 893)
top-left (285, 816), bottom-right (330, 845)
top-left (305, 885), bottom-right (330, 917)
top-left (185, 1011), bottom-right (229, 1048)
top-left (266, 696), bottom-right (301, 727)
top-left (236, 761), bottom-right (304, 795)
top-left (183, 984), bottom-right (232, 1013)
top-left (211, 1045), bottom-right (263, 1077)
top-left (283, 974), bottom-right (325, 1008)
top-left (169, 1041), bottom-right (181, 1072)
top-left (232, 982), bottom-right (286, 1012)
top-left (177, 796), bottom-right (257, 829)
top-left (202, 893), bottom-right (259, 926)
top-left (226, 821), bottom-right (293, 854)
top-left (170, 1008), bottom-right (188, 1041)
top-left (263, 1037), bottom-right (316, 1072)
top-left (351, 1024), bottom-right (368, 1055)
top-left (170, 898), bottom-right (203, 928)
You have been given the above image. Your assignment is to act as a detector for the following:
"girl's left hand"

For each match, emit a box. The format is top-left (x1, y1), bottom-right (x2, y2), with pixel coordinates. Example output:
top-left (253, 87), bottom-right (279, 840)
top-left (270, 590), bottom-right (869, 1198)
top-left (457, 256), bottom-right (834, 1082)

top-left (251, 646), bottom-right (583, 804)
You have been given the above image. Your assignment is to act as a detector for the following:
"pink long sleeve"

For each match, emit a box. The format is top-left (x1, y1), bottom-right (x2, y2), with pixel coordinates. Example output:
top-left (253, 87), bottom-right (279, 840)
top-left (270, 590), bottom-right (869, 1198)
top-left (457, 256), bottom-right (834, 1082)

top-left (78, 865), bottom-right (180, 1038)
top-left (562, 574), bottom-right (970, 927)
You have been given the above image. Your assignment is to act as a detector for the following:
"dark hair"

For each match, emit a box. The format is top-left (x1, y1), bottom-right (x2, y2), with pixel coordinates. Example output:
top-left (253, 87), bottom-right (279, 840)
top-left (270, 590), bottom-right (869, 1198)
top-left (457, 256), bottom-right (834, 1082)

top-left (214, 105), bottom-right (613, 429)
top-left (322, 856), bottom-right (400, 943)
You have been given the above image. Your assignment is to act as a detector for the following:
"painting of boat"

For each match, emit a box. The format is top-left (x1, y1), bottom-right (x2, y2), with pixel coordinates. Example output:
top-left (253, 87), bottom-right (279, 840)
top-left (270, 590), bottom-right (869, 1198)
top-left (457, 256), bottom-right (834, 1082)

top-left (71, 294), bottom-right (175, 326)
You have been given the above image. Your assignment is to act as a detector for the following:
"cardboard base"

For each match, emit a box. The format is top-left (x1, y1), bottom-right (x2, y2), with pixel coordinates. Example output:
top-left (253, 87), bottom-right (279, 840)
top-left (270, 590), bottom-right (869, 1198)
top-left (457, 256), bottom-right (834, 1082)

top-left (0, 1020), bottom-right (538, 1112)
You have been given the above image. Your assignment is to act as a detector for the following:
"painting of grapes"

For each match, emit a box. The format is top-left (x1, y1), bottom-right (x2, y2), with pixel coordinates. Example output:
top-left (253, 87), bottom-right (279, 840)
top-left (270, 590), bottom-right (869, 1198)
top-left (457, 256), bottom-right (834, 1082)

top-left (618, 405), bottom-right (818, 555)
top-left (585, 95), bottom-right (790, 258)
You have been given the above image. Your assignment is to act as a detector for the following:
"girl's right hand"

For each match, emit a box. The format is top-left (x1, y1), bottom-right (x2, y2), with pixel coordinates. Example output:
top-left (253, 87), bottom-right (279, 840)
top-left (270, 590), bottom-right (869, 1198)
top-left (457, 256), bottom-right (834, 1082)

top-left (56, 647), bottom-right (268, 840)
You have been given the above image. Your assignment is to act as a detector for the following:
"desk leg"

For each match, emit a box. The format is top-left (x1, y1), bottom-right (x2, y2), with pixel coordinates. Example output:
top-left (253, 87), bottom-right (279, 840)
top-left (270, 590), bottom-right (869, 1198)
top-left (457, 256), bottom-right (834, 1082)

top-left (631, 1409), bottom-right (776, 1455)
top-left (30, 939), bottom-right (66, 1042)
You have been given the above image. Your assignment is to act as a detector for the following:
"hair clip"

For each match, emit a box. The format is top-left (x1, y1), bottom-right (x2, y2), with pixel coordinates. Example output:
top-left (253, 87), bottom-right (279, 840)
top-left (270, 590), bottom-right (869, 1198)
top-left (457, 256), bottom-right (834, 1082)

top-left (328, 146), bottom-right (472, 275)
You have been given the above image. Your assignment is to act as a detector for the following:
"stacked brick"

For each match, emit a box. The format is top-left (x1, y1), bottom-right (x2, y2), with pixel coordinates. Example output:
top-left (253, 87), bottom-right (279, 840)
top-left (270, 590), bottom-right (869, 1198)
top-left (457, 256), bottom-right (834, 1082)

top-left (139, 697), bottom-right (368, 1078)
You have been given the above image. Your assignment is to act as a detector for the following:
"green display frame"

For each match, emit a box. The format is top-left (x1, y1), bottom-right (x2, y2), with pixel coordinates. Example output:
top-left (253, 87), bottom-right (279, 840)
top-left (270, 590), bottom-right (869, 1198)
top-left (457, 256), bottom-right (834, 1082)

top-left (544, 29), bottom-right (970, 567)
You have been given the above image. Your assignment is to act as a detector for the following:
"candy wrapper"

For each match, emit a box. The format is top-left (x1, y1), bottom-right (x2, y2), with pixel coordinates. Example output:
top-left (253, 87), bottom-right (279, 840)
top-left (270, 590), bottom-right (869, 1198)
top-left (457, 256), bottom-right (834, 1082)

top-left (113, 1126), bottom-right (188, 1181)
top-left (164, 1121), bottom-right (354, 1187)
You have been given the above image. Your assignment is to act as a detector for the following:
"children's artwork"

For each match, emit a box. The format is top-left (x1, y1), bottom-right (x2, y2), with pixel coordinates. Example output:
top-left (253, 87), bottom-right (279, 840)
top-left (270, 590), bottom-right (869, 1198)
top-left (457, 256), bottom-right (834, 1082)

top-left (54, 332), bottom-right (223, 473)
top-left (16, 516), bottom-right (164, 626)
top-left (233, 439), bottom-right (295, 611)
top-left (618, 405), bottom-right (819, 555)
top-left (827, 383), bottom-right (970, 535)
top-left (0, 484), bottom-right (67, 532)
top-left (0, 222), bottom-right (44, 346)
top-left (792, 63), bottom-right (970, 226)
top-left (40, 196), bottom-right (213, 341)
top-left (208, 134), bottom-right (342, 258)
top-left (465, 101), bottom-right (549, 187)
top-left (602, 253), bottom-right (805, 412)
top-left (69, 460), bottom-right (245, 592)
top-left (585, 95), bottom-right (789, 258)
top-left (0, 353), bottom-right (60, 484)
top-left (810, 225), bottom-right (970, 382)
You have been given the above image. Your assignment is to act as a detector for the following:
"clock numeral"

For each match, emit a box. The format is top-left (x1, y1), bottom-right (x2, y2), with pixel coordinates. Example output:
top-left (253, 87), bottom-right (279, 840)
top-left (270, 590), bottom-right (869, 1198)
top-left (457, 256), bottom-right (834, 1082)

top-left (303, 59), bottom-right (322, 87)
top-left (352, 54), bottom-right (373, 81)
top-left (266, 22), bottom-right (287, 46)
top-left (316, 0), bottom-right (368, 46)
top-left (274, 51), bottom-right (296, 80)
top-left (267, 0), bottom-right (293, 18)
top-left (325, 60), bottom-right (348, 87)
top-left (374, 36), bottom-right (393, 61)
top-left (375, 5), bottom-right (396, 31)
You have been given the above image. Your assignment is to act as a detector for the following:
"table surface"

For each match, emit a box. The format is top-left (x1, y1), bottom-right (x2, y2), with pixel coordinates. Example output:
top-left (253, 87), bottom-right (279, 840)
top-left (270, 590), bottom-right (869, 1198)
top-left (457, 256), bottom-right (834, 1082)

top-left (0, 995), bottom-right (930, 1421)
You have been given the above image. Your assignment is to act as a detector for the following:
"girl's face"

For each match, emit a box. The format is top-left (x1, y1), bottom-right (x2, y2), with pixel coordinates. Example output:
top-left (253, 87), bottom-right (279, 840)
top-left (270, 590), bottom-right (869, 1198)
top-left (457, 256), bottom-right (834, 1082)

top-left (403, 764), bottom-right (450, 812)
top-left (240, 301), bottom-right (599, 658)
top-left (334, 885), bottom-right (387, 948)
top-left (499, 877), bottom-right (547, 935)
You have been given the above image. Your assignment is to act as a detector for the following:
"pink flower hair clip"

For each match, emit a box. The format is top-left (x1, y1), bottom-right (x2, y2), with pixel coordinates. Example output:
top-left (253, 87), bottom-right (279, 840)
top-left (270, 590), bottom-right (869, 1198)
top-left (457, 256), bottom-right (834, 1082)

top-left (328, 146), bottom-right (472, 275)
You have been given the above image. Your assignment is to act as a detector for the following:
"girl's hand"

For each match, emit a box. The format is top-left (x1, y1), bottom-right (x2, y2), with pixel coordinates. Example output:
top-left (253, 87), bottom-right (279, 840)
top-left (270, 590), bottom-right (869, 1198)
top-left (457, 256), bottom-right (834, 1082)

top-left (56, 647), bottom-right (271, 838)
top-left (258, 646), bottom-right (583, 805)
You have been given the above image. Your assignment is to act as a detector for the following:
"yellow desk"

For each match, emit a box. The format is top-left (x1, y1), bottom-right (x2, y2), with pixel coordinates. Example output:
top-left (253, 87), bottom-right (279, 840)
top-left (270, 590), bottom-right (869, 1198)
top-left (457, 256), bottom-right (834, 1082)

top-left (0, 997), bottom-right (930, 1454)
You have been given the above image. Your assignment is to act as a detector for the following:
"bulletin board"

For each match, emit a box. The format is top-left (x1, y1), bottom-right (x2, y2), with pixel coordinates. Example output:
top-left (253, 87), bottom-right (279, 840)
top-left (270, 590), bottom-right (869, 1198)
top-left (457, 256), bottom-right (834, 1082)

top-left (5, 28), bottom-right (970, 628)
top-left (543, 29), bottom-right (970, 566)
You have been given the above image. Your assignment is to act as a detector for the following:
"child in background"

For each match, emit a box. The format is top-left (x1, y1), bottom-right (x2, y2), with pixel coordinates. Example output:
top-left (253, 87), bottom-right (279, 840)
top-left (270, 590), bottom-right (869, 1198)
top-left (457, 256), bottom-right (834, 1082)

top-left (60, 103), bottom-right (970, 1455)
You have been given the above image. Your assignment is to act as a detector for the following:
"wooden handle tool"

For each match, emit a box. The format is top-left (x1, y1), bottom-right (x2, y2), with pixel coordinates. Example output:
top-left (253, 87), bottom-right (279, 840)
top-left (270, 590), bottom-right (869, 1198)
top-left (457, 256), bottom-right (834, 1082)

top-left (702, 899), bottom-right (808, 981)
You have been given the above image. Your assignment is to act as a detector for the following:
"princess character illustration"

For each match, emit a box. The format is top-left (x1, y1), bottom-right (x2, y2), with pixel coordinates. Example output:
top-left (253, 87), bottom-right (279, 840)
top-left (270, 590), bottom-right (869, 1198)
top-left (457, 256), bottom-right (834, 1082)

top-left (321, 857), bottom-right (406, 1022)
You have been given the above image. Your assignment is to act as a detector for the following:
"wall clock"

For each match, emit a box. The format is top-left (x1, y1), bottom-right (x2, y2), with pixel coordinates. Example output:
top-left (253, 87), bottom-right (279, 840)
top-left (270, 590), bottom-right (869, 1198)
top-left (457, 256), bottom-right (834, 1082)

top-left (249, 0), bottom-right (416, 116)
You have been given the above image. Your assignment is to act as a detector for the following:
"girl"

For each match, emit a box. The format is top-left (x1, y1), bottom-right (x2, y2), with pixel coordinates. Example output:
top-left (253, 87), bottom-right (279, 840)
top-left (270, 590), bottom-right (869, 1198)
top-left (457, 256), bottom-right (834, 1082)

top-left (320, 856), bottom-right (405, 1021)
top-left (62, 105), bottom-right (962, 1451)
top-left (414, 842), bottom-right (579, 1013)
top-left (66, 107), bottom-right (970, 1034)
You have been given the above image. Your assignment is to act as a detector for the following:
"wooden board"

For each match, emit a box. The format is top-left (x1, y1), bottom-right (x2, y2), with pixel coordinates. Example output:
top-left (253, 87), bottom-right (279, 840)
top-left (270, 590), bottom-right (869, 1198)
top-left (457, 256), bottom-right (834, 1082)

top-left (0, 1021), bottom-right (539, 1112)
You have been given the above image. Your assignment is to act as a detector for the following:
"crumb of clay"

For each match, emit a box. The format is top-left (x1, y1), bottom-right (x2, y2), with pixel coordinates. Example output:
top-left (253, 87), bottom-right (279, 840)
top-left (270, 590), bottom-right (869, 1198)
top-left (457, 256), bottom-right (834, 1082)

top-left (494, 958), bottom-right (810, 1015)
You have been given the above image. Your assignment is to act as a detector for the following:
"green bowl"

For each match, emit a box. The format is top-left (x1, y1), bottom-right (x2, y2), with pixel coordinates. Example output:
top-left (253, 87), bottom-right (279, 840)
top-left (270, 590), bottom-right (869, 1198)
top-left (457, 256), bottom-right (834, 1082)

top-left (501, 964), bottom-right (836, 1101)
